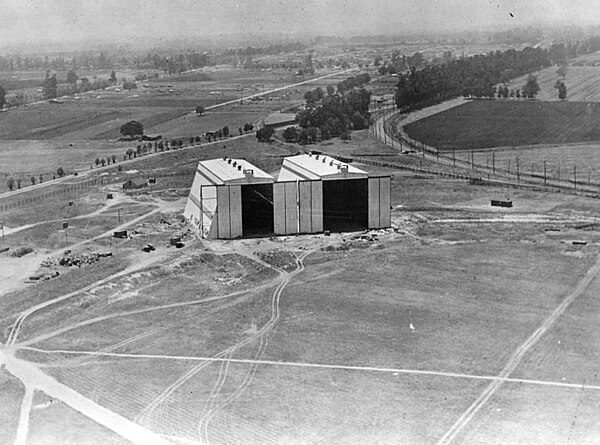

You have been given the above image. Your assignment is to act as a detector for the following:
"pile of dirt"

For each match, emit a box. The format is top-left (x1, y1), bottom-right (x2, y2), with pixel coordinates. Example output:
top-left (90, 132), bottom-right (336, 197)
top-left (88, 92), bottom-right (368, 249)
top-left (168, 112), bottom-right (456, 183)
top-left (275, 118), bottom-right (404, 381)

top-left (41, 252), bottom-right (113, 268)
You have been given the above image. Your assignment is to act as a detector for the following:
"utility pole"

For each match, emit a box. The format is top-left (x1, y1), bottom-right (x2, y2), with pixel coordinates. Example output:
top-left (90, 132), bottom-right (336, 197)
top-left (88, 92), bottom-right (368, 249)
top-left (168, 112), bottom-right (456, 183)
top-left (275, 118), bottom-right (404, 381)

top-left (543, 161), bottom-right (547, 187)
top-left (492, 152), bottom-right (495, 175)
top-left (516, 157), bottom-right (520, 182)
top-left (453, 149), bottom-right (456, 166)
top-left (118, 208), bottom-right (121, 224)
top-left (574, 165), bottom-right (577, 189)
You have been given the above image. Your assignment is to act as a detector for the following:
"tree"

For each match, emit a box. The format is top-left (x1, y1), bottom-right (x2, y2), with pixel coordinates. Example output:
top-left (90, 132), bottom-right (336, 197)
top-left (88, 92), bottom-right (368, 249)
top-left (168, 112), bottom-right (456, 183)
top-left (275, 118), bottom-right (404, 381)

top-left (557, 65), bottom-right (568, 79)
top-left (126, 148), bottom-right (133, 159)
top-left (555, 80), bottom-right (567, 100)
top-left (6, 177), bottom-right (14, 191)
top-left (120, 120), bottom-right (144, 137)
top-left (222, 126), bottom-right (229, 137)
top-left (95, 158), bottom-right (100, 167)
top-left (109, 71), bottom-right (117, 83)
top-left (111, 154), bottom-right (117, 163)
top-left (101, 158), bottom-right (106, 166)
top-left (0, 85), bottom-right (5, 110)
top-left (522, 74), bottom-right (540, 99)
top-left (56, 167), bottom-right (64, 177)
top-left (123, 80), bottom-right (137, 90)
top-left (31, 175), bottom-right (36, 185)
top-left (43, 71), bottom-right (58, 99)
top-left (195, 105), bottom-right (205, 115)
top-left (298, 128), bottom-right (309, 144)
top-left (256, 127), bottom-right (274, 142)
top-left (16, 178), bottom-right (21, 189)
top-left (67, 69), bottom-right (78, 84)
top-left (238, 127), bottom-right (243, 135)
top-left (340, 131), bottom-right (351, 141)
top-left (307, 127), bottom-right (319, 143)
top-left (326, 85), bottom-right (335, 97)
top-left (283, 126), bottom-right (299, 142)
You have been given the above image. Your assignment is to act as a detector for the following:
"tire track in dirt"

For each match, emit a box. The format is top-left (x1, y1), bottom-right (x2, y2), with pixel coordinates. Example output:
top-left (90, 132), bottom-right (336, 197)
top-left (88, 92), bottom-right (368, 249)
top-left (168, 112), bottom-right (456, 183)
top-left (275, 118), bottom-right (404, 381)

top-left (197, 251), bottom-right (309, 444)
top-left (136, 251), bottom-right (309, 441)
top-left (436, 255), bottom-right (600, 445)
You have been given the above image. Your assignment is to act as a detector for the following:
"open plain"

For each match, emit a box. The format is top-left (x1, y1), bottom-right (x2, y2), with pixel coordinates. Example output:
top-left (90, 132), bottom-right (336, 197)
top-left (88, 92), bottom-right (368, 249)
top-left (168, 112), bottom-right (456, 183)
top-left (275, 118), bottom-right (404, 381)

top-left (2, 50), bottom-right (600, 445)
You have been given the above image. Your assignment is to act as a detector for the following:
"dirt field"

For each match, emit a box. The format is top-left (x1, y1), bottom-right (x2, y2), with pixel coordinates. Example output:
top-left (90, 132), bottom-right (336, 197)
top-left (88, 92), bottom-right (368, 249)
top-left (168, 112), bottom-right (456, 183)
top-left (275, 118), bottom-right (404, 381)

top-left (3, 168), bottom-right (600, 444)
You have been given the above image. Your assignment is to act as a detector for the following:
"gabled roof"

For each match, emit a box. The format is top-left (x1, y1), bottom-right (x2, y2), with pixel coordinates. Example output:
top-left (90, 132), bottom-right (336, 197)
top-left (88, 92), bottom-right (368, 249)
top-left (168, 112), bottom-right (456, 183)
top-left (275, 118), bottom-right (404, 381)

top-left (196, 158), bottom-right (274, 185)
top-left (124, 177), bottom-right (147, 186)
top-left (278, 154), bottom-right (367, 181)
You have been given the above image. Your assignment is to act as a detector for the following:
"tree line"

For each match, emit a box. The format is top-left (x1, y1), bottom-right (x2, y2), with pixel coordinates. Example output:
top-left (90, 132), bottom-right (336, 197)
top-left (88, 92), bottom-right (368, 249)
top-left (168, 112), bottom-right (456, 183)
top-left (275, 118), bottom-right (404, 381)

top-left (392, 35), bottom-right (600, 112)
top-left (394, 46), bottom-right (554, 111)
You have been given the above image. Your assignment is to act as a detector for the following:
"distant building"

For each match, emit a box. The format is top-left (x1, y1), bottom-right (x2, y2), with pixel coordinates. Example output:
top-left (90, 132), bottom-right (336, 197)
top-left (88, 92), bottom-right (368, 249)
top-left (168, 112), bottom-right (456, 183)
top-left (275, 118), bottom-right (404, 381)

top-left (263, 112), bottom-right (297, 128)
top-left (123, 178), bottom-right (148, 190)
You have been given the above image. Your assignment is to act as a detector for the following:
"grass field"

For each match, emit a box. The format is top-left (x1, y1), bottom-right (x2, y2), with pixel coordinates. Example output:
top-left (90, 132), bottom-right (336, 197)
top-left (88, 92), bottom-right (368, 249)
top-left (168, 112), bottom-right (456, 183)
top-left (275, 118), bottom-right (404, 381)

top-left (404, 100), bottom-right (600, 150)
top-left (504, 65), bottom-right (600, 102)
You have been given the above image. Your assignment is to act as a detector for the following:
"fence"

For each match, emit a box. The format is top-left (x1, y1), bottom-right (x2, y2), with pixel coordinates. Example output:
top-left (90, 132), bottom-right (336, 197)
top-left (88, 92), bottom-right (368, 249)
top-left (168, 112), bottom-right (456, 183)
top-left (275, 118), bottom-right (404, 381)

top-left (378, 112), bottom-right (600, 197)
top-left (0, 176), bottom-right (121, 213)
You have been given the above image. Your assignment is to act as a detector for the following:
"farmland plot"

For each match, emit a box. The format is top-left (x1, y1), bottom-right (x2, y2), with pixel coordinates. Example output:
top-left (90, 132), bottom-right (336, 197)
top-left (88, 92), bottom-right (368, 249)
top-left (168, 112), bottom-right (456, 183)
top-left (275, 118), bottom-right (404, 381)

top-left (404, 100), bottom-right (600, 150)
top-left (504, 65), bottom-right (600, 102)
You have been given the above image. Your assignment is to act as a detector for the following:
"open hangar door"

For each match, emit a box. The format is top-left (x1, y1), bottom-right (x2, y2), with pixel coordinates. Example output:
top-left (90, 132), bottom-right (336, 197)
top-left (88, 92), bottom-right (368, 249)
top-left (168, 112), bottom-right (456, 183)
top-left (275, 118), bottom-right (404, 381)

top-left (241, 183), bottom-right (274, 236)
top-left (322, 178), bottom-right (369, 232)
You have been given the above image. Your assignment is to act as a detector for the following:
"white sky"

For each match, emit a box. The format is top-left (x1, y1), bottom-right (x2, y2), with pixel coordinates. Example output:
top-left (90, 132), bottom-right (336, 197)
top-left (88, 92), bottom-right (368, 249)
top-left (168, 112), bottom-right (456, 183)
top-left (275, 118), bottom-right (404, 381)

top-left (1, 0), bottom-right (599, 46)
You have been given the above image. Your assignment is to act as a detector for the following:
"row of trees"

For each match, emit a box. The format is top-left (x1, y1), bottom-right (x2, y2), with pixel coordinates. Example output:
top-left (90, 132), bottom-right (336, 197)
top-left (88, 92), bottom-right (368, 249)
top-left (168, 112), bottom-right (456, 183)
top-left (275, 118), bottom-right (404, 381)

top-left (5, 168), bottom-right (64, 191)
top-left (394, 46), bottom-right (554, 111)
top-left (336, 72), bottom-right (371, 94)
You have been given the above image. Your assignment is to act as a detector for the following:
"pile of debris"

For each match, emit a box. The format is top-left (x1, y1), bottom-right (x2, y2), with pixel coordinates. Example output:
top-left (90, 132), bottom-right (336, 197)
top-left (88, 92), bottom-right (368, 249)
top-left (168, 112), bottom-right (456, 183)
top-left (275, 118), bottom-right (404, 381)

top-left (41, 252), bottom-right (113, 268)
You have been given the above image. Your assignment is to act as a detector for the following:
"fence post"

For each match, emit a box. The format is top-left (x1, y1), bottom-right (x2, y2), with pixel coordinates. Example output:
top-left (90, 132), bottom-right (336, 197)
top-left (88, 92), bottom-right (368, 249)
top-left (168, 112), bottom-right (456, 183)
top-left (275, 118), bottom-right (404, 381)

top-left (543, 161), bottom-right (547, 187)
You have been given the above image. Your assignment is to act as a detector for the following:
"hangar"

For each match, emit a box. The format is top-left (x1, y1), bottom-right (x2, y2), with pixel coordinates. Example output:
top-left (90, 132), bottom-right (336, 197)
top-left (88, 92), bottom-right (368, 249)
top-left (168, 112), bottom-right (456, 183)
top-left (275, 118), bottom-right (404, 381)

top-left (183, 158), bottom-right (275, 238)
top-left (275, 154), bottom-right (391, 235)
top-left (184, 155), bottom-right (391, 239)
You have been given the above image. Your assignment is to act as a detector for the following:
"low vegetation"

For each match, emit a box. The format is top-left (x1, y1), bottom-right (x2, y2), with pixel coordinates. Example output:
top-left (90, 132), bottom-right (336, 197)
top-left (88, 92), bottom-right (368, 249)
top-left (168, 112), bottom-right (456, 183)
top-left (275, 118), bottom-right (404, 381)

top-left (404, 100), bottom-right (600, 150)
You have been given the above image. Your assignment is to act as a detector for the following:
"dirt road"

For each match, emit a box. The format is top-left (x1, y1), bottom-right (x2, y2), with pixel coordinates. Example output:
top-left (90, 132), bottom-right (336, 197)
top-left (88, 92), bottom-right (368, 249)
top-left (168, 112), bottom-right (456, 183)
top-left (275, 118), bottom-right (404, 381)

top-left (436, 254), bottom-right (600, 445)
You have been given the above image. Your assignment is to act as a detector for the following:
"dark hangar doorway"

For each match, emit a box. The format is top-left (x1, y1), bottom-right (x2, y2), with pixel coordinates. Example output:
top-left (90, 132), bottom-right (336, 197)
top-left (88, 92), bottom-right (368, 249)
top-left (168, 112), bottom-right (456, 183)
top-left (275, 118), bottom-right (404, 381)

top-left (322, 178), bottom-right (368, 232)
top-left (242, 184), bottom-right (274, 236)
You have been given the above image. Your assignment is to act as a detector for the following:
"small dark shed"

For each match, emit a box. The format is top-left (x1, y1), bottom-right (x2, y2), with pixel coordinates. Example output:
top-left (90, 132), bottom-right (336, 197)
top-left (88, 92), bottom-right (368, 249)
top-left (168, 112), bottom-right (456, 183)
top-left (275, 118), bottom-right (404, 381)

top-left (123, 178), bottom-right (148, 190)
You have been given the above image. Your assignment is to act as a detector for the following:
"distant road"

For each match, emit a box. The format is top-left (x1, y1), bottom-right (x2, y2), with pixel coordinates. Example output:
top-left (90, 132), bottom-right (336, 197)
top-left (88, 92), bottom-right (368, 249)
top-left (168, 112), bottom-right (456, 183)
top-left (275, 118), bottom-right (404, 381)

top-left (0, 68), bottom-right (356, 202)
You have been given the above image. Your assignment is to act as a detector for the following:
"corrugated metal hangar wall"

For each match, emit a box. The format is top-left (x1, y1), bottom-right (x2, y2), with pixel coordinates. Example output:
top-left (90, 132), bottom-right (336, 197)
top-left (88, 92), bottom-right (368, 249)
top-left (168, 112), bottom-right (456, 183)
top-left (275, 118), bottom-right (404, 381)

top-left (273, 176), bottom-right (390, 235)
